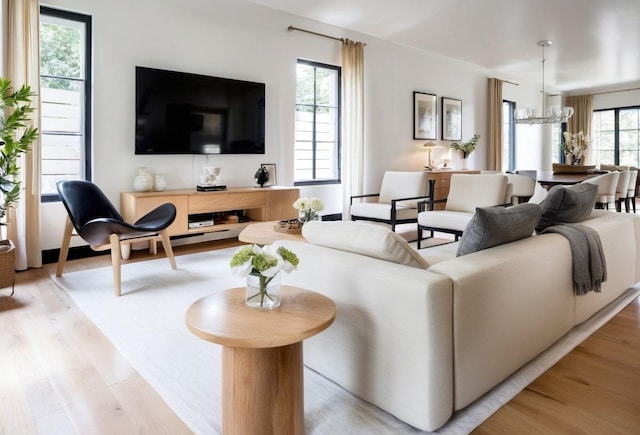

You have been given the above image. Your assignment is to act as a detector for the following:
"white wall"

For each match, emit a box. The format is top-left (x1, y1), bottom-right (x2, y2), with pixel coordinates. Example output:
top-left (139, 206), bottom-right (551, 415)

top-left (23, 0), bottom-right (548, 249)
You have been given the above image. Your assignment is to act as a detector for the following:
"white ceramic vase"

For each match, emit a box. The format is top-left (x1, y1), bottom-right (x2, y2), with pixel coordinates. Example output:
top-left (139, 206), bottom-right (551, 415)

top-left (154, 173), bottom-right (167, 191)
top-left (133, 167), bottom-right (154, 192)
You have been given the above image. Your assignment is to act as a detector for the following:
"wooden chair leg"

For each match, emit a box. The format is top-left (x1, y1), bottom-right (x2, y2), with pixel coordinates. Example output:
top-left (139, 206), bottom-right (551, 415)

top-left (159, 230), bottom-right (177, 270)
top-left (110, 234), bottom-right (122, 297)
top-left (56, 216), bottom-right (74, 277)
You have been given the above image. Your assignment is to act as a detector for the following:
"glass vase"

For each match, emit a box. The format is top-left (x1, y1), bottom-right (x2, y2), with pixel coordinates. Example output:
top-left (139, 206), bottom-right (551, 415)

top-left (299, 210), bottom-right (320, 224)
top-left (246, 272), bottom-right (281, 310)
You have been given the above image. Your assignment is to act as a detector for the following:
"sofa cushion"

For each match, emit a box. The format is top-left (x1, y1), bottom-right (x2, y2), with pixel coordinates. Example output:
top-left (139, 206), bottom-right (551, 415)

top-left (535, 183), bottom-right (597, 233)
top-left (302, 221), bottom-right (429, 269)
top-left (456, 203), bottom-right (542, 256)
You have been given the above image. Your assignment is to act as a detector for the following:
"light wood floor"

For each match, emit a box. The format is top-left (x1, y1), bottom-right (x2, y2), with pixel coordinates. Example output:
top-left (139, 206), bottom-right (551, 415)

top-left (1, 239), bottom-right (639, 434)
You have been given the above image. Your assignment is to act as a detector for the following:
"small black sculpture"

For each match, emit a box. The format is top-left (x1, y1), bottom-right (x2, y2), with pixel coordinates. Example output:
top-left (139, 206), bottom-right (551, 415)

top-left (254, 166), bottom-right (269, 187)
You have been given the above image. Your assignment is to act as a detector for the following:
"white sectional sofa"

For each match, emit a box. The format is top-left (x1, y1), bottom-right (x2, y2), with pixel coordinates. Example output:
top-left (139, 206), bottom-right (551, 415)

top-left (275, 205), bottom-right (640, 431)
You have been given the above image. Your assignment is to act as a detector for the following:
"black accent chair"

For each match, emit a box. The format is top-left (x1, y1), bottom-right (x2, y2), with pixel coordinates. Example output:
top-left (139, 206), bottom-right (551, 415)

top-left (56, 180), bottom-right (177, 296)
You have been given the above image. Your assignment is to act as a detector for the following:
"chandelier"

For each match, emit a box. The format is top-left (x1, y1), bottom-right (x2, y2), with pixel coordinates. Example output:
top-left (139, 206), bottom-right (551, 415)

top-left (515, 40), bottom-right (574, 125)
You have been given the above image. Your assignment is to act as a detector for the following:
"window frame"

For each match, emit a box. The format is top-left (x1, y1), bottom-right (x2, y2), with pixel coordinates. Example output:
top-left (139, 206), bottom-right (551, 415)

top-left (592, 105), bottom-right (640, 167)
top-left (503, 100), bottom-right (515, 172)
top-left (294, 59), bottom-right (341, 186)
top-left (39, 6), bottom-right (92, 203)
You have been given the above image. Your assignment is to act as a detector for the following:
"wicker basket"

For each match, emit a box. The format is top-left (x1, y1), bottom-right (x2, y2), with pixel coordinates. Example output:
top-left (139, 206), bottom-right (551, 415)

top-left (0, 239), bottom-right (16, 290)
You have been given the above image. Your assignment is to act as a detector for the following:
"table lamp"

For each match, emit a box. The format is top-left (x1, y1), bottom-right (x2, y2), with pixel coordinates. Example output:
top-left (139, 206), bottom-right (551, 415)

top-left (423, 142), bottom-right (437, 170)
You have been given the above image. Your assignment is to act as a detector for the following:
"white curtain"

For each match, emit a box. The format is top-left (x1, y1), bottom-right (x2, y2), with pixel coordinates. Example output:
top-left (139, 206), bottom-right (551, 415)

top-left (341, 39), bottom-right (365, 220)
top-left (3, 0), bottom-right (42, 269)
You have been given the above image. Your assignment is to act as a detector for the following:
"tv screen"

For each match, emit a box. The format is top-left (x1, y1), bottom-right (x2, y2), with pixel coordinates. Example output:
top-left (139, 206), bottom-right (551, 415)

top-left (135, 66), bottom-right (265, 154)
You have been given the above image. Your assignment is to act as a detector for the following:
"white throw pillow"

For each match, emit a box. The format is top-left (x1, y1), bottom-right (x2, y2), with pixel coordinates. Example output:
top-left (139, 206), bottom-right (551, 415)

top-left (302, 221), bottom-right (429, 269)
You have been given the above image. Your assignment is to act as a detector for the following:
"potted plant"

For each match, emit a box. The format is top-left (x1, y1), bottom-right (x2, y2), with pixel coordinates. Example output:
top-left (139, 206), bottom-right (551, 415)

top-left (450, 134), bottom-right (480, 159)
top-left (0, 78), bottom-right (39, 294)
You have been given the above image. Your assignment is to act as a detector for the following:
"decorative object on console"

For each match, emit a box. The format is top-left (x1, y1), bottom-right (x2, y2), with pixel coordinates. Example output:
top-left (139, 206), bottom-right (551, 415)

top-left (449, 134), bottom-right (479, 159)
top-left (423, 142), bottom-right (439, 170)
top-left (260, 163), bottom-right (277, 186)
top-left (515, 40), bottom-right (574, 125)
top-left (154, 173), bottom-right (167, 191)
top-left (562, 131), bottom-right (590, 165)
top-left (254, 166), bottom-right (269, 187)
top-left (199, 166), bottom-right (221, 186)
top-left (133, 166), bottom-right (154, 192)
top-left (441, 97), bottom-right (462, 141)
top-left (413, 91), bottom-right (437, 140)
top-left (293, 197), bottom-right (324, 223)
top-left (230, 244), bottom-right (299, 310)
top-left (450, 134), bottom-right (479, 169)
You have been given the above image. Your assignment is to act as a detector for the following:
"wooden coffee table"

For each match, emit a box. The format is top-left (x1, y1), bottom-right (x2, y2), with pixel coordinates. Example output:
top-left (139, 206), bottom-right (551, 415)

top-left (185, 286), bottom-right (336, 435)
top-left (238, 220), bottom-right (305, 245)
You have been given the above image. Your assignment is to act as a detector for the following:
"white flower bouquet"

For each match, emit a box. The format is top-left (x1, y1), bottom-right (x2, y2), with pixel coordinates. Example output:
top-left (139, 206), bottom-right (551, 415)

top-left (293, 197), bottom-right (324, 223)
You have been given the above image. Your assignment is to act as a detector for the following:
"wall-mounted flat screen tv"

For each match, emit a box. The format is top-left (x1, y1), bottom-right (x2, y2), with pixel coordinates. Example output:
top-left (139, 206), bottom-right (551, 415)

top-left (135, 66), bottom-right (265, 154)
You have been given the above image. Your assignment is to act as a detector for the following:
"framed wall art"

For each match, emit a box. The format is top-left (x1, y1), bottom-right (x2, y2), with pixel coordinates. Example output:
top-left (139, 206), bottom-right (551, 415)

top-left (441, 97), bottom-right (462, 141)
top-left (413, 92), bottom-right (437, 140)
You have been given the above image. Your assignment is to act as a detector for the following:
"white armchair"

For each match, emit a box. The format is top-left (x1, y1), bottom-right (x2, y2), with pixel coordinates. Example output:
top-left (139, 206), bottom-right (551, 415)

top-left (417, 174), bottom-right (511, 248)
top-left (350, 171), bottom-right (429, 231)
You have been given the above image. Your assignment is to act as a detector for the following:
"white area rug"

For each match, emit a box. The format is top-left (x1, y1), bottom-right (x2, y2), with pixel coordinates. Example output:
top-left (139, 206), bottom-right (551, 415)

top-left (52, 248), bottom-right (640, 434)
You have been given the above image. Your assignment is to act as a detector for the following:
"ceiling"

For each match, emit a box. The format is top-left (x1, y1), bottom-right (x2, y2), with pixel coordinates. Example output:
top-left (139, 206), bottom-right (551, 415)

top-left (248, 0), bottom-right (640, 93)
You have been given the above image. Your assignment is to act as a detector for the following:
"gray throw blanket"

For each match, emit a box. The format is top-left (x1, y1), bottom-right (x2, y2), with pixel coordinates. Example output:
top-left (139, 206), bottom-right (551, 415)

top-left (541, 224), bottom-right (607, 296)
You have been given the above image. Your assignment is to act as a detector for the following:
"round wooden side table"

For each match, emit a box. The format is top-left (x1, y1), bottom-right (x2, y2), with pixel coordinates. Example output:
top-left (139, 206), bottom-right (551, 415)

top-left (186, 286), bottom-right (336, 435)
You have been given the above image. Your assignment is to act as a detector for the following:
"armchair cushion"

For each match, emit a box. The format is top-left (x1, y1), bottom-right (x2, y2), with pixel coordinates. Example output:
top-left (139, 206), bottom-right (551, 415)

top-left (378, 171), bottom-right (428, 204)
top-left (457, 203), bottom-right (542, 256)
top-left (350, 202), bottom-right (418, 221)
top-left (302, 221), bottom-right (429, 269)
top-left (445, 174), bottom-right (509, 212)
top-left (535, 183), bottom-right (597, 233)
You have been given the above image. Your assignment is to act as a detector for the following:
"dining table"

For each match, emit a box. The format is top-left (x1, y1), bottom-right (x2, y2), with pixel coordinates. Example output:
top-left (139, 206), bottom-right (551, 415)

top-left (536, 171), bottom-right (601, 189)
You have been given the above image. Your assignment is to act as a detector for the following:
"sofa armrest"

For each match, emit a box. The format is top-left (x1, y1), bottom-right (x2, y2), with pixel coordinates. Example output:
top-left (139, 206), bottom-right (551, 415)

top-left (275, 240), bottom-right (455, 431)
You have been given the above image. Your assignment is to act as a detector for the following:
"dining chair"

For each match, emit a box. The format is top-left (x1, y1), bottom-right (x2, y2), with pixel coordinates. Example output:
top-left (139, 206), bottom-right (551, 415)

top-left (626, 169), bottom-right (638, 213)
top-left (614, 170), bottom-right (631, 212)
top-left (582, 171), bottom-right (620, 210)
top-left (56, 180), bottom-right (177, 296)
top-left (506, 173), bottom-right (536, 204)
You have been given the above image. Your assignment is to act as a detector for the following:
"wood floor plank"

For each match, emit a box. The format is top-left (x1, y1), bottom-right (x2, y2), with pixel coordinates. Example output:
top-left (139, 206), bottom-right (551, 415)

top-left (474, 296), bottom-right (640, 433)
top-left (2, 239), bottom-right (639, 434)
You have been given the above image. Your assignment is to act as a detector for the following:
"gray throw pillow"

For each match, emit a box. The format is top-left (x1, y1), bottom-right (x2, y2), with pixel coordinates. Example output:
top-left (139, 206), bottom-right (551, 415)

top-left (534, 183), bottom-right (597, 234)
top-left (457, 203), bottom-right (542, 256)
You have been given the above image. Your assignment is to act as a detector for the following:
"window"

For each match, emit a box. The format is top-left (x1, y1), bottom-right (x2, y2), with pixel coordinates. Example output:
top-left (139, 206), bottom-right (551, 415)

top-left (551, 122), bottom-right (565, 163)
top-left (39, 7), bottom-right (92, 200)
top-left (592, 107), bottom-right (640, 167)
top-left (502, 100), bottom-right (515, 171)
top-left (294, 60), bottom-right (340, 185)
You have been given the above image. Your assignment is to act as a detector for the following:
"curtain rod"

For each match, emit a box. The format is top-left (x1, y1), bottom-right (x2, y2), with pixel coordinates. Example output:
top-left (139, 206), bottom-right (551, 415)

top-left (288, 25), bottom-right (343, 42)
top-left (492, 78), bottom-right (519, 86)
top-left (287, 25), bottom-right (366, 45)
top-left (590, 86), bottom-right (640, 96)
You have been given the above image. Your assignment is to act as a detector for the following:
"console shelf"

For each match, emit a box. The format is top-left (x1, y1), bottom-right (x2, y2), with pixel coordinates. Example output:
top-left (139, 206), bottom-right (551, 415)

top-left (121, 186), bottom-right (300, 239)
